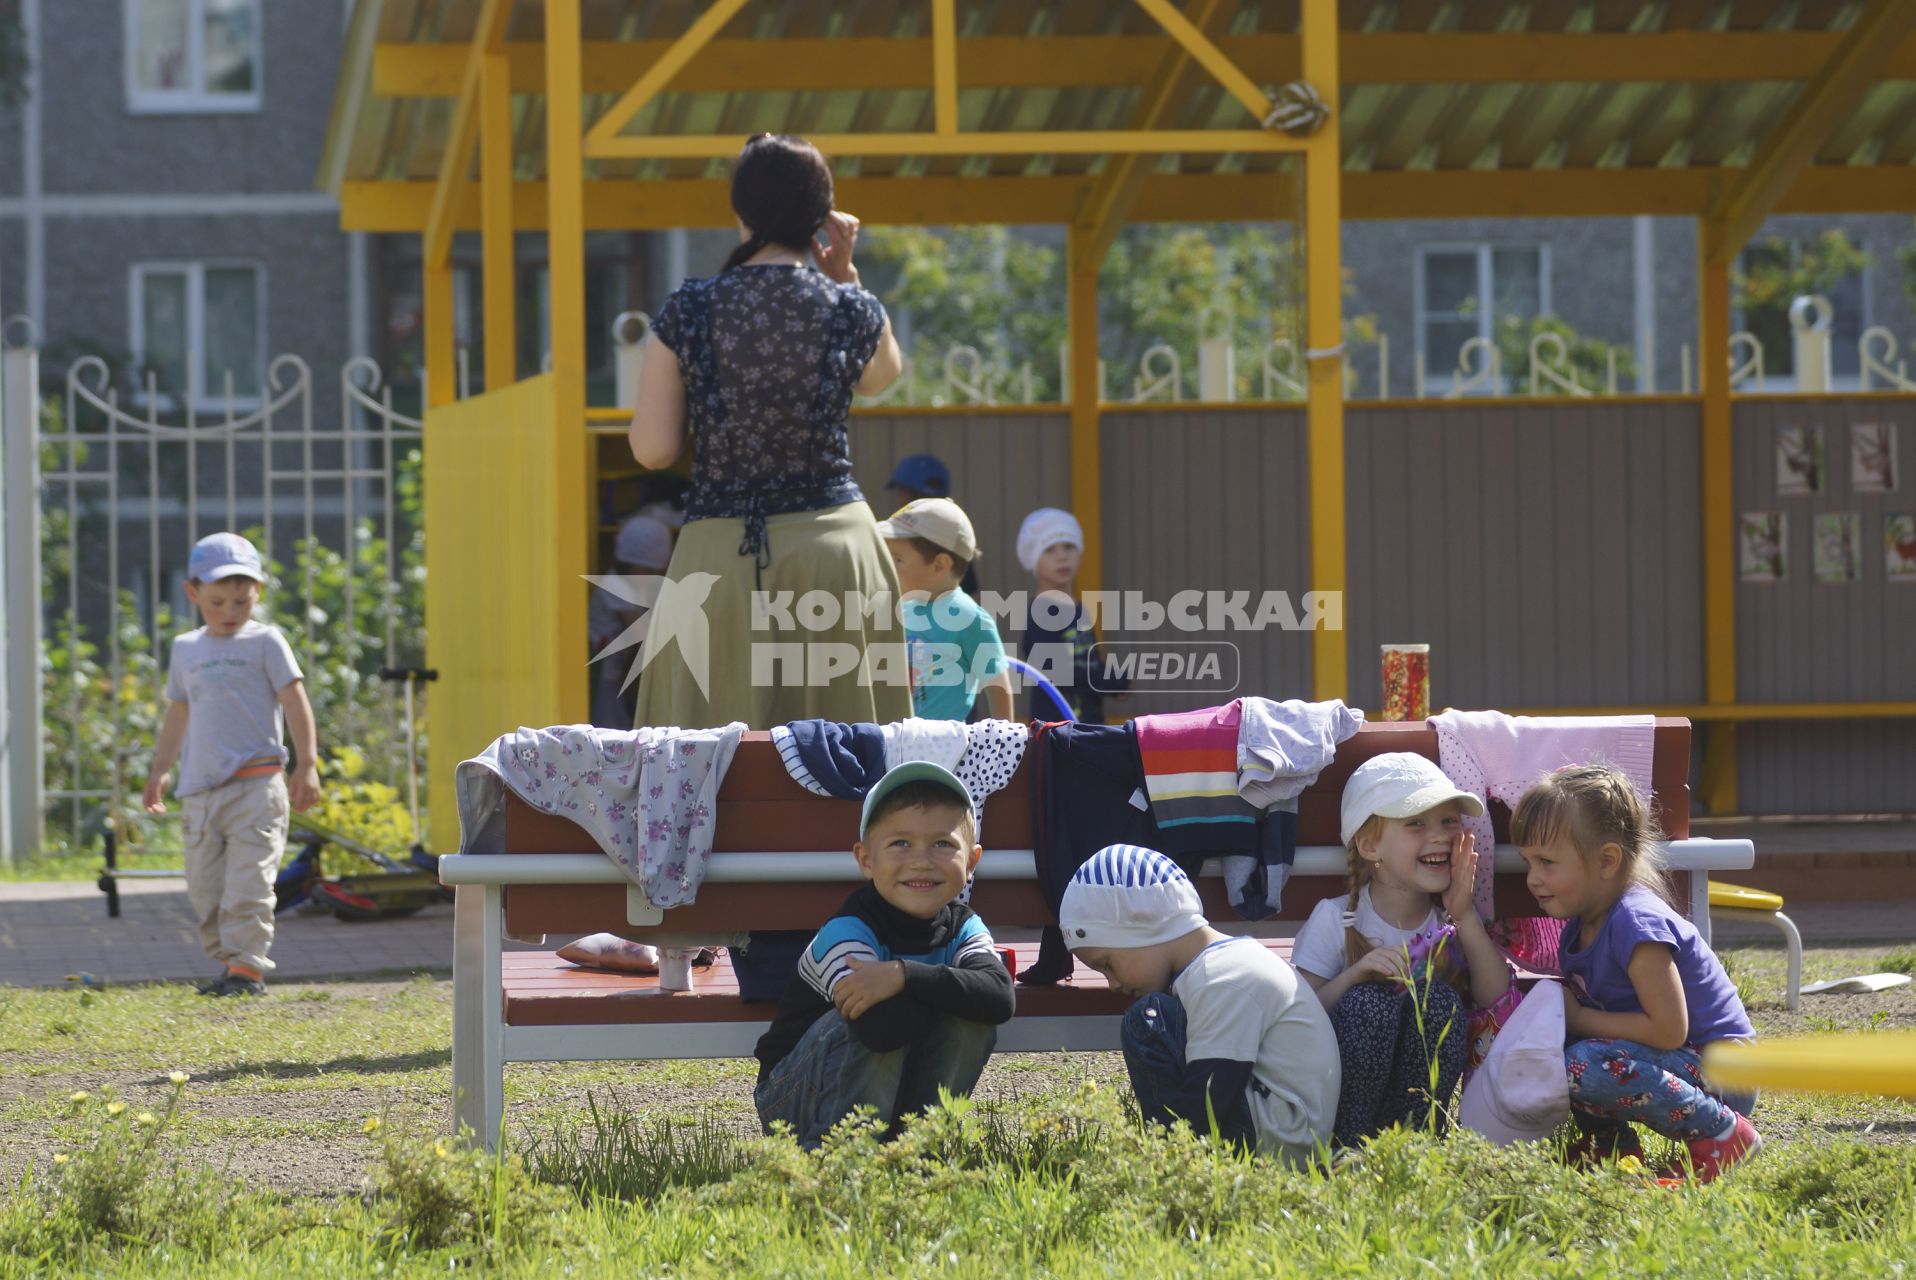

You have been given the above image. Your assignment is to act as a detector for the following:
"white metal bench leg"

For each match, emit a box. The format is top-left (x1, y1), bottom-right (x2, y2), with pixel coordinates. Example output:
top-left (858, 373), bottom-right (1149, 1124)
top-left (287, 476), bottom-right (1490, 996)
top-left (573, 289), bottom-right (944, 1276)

top-left (1712, 905), bottom-right (1803, 1012)
top-left (1773, 910), bottom-right (1802, 1012)
top-left (1688, 869), bottom-right (1711, 946)
top-left (451, 883), bottom-right (506, 1147)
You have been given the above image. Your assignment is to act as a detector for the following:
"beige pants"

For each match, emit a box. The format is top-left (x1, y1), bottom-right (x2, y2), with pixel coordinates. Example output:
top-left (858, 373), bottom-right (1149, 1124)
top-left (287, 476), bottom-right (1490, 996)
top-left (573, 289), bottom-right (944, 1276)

top-left (181, 772), bottom-right (289, 973)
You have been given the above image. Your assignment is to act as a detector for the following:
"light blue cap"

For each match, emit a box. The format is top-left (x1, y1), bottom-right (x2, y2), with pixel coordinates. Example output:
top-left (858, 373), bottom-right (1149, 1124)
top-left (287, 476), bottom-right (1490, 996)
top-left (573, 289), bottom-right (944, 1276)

top-left (187, 532), bottom-right (264, 583)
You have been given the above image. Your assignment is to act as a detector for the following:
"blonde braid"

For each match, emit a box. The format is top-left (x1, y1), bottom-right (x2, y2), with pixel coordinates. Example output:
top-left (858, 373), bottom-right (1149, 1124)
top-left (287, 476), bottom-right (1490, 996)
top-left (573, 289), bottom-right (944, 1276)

top-left (1343, 820), bottom-right (1380, 970)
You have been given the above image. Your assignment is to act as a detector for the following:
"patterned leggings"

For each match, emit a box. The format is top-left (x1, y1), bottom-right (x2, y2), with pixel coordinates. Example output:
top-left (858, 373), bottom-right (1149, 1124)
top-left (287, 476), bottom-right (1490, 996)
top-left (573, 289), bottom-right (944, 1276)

top-left (1565, 1037), bottom-right (1755, 1143)
top-left (1328, 979), bottom-right (1467, 1147)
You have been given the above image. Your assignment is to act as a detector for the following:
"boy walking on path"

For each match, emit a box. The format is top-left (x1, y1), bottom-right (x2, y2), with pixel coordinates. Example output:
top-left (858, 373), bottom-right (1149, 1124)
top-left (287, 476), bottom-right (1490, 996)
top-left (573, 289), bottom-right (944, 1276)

top-left (877, 498), bottom-right (1012, 722)
top-left (753, 761), bottom-right (1016, 1147)
top-left (143, 533), bottom-right (322, 996)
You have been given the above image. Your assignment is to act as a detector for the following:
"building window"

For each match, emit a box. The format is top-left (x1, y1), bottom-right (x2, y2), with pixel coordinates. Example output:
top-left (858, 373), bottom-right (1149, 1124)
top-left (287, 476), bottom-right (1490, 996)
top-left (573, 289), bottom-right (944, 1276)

top-left (1415, 244), bottom-right (1547, 392)
top-left (126, 0), bottom-right (261, 114)
top-left (130, 263), bottom-right (266, 409)
top-left (1736, 236), bottom-right (1870, 391)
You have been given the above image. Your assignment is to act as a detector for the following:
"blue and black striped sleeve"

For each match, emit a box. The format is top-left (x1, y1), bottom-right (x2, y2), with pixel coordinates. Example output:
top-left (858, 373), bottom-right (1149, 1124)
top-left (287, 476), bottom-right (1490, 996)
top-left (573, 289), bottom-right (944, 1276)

top-left (898, 916), bottom-right (1016, 1026)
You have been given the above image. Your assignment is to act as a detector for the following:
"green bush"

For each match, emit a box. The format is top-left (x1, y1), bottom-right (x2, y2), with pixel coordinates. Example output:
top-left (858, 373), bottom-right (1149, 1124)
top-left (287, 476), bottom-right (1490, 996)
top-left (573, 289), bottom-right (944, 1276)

top-left (35, 449), bottom-right (427, 859)
top-left (359, 1117), bottom-right (569, 1257)
top-left (1, 1075), bottom-right (245, 1256)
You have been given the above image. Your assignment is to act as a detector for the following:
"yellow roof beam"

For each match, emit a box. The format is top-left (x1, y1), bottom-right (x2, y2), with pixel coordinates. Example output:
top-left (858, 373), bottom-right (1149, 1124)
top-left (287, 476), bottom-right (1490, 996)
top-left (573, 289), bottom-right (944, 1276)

top-left (580, 0), bottom-right (751, 159)
top-left (1705, 0), bottom-right (1916, 267)
top-left (422, 0), bottom-right (511, 268)
top-left (586, 129), bottom-right (1306, 161)
top-left (370, 33), bottom-right (1916, 99)
top-left (1132, 0), bottom-right (1276, 123)
top-left (341, 165), bottom-right (1916, 234)
top-left (1080, 0), bottom-right (1235, 264)
top-left (931, 0), bottom-right (958, 136)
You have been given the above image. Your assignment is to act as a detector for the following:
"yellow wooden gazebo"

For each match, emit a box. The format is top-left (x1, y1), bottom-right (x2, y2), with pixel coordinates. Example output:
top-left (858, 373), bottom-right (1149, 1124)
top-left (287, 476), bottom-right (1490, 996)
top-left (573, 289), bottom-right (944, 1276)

top-left (320, 0), bottom-right (1916, 842)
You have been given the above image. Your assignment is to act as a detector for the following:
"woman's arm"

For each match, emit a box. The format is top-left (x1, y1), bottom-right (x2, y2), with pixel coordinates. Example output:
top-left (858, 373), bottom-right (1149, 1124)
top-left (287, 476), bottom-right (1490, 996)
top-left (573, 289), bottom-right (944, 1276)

top-left (855, 314), bottom-right (903, 396)
top-left (628, 333), bottom-right (687, 470)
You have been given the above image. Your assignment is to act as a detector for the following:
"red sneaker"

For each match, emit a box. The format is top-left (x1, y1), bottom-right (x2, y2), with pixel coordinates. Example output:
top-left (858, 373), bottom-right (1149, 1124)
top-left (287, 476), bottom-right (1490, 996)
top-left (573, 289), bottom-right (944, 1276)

top-left (1682, 1114), bottom-right (1762, 1184)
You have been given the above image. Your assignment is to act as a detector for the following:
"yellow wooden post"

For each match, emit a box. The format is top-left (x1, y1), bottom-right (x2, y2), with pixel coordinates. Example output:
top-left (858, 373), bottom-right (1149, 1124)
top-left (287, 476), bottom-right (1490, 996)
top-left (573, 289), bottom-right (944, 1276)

top-left (1301, 0), bottom-right (1347, 702)
top-left (480, 53), bottom-right (516, 393)
top-left (1065, 226), bottom-right (1103, 601)
top-left (1698, 219), bottom-right (1737, 813)
top-left (931, 0), bottom-right (958, 136)
top-left (546, 0), bottom-right (589, 721)
top-left (423, 253), bottom-right (456, 409)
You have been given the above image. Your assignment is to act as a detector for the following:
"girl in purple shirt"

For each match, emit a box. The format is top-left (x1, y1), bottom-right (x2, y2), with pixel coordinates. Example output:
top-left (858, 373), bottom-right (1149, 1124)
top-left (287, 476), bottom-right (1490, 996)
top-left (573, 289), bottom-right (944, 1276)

top-left (1513, 764), bottom-right (1759, 1184)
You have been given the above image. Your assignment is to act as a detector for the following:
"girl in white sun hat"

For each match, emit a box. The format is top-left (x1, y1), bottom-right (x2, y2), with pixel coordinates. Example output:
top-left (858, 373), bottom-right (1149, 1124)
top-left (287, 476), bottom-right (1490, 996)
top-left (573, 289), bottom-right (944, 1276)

top-left (1289, 751), bottom-right (1517, 1146)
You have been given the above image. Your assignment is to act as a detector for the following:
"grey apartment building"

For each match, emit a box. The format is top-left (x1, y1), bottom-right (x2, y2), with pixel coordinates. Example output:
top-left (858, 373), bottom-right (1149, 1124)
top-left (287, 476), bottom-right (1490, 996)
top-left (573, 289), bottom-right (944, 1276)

top-left (1, 1), bottom-right (361, 413)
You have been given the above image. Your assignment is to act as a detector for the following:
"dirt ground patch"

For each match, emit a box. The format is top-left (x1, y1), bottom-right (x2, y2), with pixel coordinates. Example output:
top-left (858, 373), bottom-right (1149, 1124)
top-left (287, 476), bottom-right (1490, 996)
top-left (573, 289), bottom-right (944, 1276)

top-left (1, 946), bottom-right (1911, 1197)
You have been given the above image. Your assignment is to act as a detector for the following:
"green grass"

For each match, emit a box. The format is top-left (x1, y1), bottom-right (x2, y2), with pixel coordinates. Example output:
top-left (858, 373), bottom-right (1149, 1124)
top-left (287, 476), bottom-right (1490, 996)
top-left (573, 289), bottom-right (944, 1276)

top-left (2, 949), bottom-right (1914, 1275)
top-left (0, 847), bottom-right (180, 884)
top-left (2, 1084), bottom-right (1913, 1278)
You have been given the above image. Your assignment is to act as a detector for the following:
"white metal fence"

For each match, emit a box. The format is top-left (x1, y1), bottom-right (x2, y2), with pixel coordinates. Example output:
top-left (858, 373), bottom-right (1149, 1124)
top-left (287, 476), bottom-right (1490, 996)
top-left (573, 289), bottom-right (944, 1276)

top-left (773, 292), bottom-right (1915, 406)
top-left (0, 331), bottom-right (426, 861)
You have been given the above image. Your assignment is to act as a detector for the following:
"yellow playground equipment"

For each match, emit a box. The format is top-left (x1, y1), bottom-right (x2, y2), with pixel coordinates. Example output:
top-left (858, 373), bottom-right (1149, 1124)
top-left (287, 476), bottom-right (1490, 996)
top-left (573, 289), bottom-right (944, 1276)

top-left (1708, 882), bottom-right (1803, 1011)
top-left (1707, 1033), bottom-right (1916, 1102)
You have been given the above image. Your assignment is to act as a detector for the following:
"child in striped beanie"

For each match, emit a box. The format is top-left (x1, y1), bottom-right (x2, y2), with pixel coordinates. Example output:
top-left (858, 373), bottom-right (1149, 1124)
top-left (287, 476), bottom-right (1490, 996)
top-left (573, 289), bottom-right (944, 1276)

top-left (1060, 845), bottom-right (1340, 1163)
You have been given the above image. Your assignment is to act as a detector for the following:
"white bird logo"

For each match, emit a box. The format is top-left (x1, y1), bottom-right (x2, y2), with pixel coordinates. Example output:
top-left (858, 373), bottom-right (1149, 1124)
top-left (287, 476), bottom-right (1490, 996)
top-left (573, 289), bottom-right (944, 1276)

top-left (584, 572), bottom-right (722, 699)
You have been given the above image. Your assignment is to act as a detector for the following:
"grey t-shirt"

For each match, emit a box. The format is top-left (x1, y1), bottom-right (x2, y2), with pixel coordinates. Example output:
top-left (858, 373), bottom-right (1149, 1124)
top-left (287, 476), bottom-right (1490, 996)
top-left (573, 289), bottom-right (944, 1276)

top-left (164, 620), bottom-right (303, 797)
top-left (1174, 936), bottom-right (1341, 1163)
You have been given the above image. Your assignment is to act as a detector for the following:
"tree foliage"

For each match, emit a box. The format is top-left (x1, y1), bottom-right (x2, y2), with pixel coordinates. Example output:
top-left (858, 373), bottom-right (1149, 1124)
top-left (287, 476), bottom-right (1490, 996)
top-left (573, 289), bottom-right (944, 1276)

top-left (1732, 230), bottom-right (1872, 315)
top-left (859, 223), bottom-right (1376, 403)
top-left (1494, 314), bottom-right (1638, 397)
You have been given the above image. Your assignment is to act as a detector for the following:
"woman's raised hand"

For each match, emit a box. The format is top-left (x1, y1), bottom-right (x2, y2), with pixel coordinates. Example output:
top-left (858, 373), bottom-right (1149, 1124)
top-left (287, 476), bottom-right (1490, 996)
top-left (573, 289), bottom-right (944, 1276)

top-left (814, 210), bottom-right (861, 285)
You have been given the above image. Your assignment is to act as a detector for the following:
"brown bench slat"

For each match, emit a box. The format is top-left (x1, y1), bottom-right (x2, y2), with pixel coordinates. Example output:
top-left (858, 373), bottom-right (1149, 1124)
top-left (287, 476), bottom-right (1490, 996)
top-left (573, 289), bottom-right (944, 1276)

top-left (502, 939), bottom-right (1200, 1026)
top-left (497, 720), bottom-right (1692, 938)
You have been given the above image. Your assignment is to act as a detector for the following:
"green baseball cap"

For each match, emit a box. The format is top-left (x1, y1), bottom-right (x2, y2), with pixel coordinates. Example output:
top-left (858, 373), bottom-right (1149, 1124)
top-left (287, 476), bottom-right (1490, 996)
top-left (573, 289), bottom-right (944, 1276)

top-left (858, 761), bottom-right (976, 842)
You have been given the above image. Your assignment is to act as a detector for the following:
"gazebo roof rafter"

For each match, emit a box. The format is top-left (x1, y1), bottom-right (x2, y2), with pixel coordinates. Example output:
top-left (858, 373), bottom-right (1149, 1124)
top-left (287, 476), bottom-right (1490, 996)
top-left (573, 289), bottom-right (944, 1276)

top-left (322, 0), bottom-right (1916, 229)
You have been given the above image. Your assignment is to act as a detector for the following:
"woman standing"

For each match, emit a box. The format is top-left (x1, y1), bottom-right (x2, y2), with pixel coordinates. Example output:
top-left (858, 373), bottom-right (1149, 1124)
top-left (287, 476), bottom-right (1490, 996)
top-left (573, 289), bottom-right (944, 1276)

top-left (628, 134), bottom-right (912, 729)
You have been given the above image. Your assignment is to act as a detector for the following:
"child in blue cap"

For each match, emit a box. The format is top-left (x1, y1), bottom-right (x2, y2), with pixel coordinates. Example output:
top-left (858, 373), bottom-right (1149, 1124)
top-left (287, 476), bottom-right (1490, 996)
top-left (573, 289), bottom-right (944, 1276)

top-left (143, 532), bottom-right (321, 996)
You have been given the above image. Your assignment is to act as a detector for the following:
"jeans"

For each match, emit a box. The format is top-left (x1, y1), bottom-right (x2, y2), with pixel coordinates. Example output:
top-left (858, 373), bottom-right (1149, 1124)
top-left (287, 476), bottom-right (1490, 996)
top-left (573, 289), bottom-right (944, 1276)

top-left (1565, 1037), bottom-right (1756, 1143)
top-left (754, 1009), bottom-right (996, 1149)
top-left (1120, 993), bottom-right (1257, 1147)
top-left (1327, 979), bottom-right (1466, 1147)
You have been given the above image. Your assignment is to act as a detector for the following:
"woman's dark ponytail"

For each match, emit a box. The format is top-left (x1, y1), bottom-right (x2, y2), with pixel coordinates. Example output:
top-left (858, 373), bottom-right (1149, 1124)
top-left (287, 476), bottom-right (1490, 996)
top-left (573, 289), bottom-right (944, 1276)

top-left (722, 134), bottom-right (833, 273)
top-left (723, 233), bottom-right (769, 273)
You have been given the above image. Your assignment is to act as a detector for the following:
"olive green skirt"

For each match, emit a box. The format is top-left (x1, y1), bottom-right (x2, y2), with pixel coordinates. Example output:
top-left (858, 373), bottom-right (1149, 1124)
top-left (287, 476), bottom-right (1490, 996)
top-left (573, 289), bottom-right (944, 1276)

top-left (632, 502), bottom-right (913, 730)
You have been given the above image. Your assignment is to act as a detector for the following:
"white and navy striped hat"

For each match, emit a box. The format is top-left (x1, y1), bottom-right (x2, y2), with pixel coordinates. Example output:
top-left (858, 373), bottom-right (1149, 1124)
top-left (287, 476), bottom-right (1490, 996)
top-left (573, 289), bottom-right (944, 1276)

top-left (1059, 845), bottom-right (1207, 951)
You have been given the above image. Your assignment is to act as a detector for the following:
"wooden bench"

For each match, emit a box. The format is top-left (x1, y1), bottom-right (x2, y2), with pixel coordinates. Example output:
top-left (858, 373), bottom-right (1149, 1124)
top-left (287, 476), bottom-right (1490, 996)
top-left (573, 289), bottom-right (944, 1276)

top-left (439, 718), bottom-right (1753, 1142)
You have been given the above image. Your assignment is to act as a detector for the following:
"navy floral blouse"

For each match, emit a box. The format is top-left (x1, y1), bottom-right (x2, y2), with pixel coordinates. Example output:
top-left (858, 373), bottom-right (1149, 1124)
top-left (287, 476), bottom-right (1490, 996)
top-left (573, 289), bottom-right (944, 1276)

top-left (651, 265), bottom-right (888, 567)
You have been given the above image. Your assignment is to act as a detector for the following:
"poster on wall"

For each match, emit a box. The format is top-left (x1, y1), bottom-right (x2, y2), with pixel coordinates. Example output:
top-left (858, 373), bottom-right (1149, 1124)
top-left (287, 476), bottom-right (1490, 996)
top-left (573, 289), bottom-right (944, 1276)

top-left (1851, 423), bottom-right (1899, 494)
top-left (1888, 515), bottom-right (1916, 583)
top-left (1739, 513), bottom-right (1787, 583)
top-left (1813, 513), bottom-right (1862, 585)
top-left (1776, 425), bottom-right (1825, 495)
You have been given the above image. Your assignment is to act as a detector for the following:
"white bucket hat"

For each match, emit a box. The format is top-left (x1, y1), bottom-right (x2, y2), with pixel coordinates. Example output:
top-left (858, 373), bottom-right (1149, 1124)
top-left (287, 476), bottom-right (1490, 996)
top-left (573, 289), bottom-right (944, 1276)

top-left (1459, 978), bottom-right (1571, 1145)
